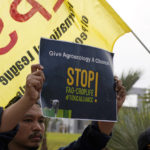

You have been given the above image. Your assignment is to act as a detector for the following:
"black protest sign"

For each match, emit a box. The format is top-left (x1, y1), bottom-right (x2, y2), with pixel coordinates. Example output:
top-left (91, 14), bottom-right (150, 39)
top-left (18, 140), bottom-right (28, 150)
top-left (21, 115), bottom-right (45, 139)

top-left (40, 38), bottom-right (116, 121)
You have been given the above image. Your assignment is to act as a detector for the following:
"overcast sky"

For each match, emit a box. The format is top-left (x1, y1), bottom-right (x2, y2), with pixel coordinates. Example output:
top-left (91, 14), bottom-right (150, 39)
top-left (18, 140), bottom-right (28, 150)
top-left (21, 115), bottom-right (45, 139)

top-left (106, 0), bottom-right (150, 89)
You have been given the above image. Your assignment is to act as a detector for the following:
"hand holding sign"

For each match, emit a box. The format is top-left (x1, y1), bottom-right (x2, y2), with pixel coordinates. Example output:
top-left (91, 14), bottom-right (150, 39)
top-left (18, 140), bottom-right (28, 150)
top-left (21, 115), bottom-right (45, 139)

top-left (98, 76), bottom-right (126, 135)
top-left (24, 64), bottom-right (45, 104)
top-left (114, 76), bottom-right (126, 112)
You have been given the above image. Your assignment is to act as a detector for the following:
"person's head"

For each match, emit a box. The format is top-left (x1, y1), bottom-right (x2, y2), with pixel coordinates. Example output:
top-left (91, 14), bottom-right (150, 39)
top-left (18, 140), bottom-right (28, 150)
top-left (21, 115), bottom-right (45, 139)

top-left (138, 128), bottom-right (150, 150)
top-left (6, 96), bottom-right (45, 150)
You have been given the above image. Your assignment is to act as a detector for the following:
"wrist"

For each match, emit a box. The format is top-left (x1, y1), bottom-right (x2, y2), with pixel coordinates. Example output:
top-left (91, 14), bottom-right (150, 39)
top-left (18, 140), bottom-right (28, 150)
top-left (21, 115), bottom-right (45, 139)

top-left (21, 94), bottom-right (35, 106)
top-left (98, 121), bottom-right (114, 136)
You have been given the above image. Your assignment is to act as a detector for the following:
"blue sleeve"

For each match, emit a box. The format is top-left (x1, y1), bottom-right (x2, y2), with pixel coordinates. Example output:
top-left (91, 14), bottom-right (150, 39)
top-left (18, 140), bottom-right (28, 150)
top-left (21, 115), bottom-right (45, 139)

top-left (0, 107), bottom-right (3, 126)
top-left (58, 123), bottom-right (111, 150)
top-left (0, 107), bottom-right (19, 150)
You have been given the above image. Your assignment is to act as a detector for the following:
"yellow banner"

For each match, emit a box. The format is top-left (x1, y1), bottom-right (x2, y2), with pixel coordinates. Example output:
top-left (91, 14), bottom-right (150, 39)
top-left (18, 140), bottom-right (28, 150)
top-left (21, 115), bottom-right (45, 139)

top-left (0, 0), bottom-right (131, 107)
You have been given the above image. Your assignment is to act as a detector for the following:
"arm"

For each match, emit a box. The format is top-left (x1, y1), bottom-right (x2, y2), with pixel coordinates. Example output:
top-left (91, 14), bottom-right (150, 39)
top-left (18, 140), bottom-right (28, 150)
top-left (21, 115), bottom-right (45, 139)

top-left (0, 64), bottom-right (45, 133)
top-left (59, 124), bottom-right (112, 150)
top-left (97, 76), bottom-right (126, 135)
top-left (59, 77), bottom-right (126, 150)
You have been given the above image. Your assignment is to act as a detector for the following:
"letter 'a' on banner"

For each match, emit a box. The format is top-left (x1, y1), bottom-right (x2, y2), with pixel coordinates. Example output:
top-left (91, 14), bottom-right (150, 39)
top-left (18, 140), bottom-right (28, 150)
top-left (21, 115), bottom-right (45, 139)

top-left (0, 0), bottom-right (131, 107)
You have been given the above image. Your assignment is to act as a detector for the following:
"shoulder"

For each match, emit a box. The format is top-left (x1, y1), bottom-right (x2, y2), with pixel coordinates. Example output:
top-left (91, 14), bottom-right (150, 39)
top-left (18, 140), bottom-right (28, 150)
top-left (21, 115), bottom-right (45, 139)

top-left (0, 107), bottom-right (3, 113)
top-left (0, 107), bottom-right (3, 126)
top-left (0, 125), bottom-right (19, 150)
top-left (0, 107), bottom-right (18, 150)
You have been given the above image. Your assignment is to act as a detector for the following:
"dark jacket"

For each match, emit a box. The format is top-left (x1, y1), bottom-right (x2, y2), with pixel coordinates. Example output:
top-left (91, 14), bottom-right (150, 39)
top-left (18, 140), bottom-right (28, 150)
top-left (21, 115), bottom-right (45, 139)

top-left (0, 107), bottom-right (18, 150)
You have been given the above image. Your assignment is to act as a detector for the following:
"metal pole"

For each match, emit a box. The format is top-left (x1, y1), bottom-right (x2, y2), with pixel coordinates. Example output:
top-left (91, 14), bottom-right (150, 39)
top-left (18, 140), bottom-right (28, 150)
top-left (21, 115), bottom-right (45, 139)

top-left (131, 31), bottom-right (150, 55)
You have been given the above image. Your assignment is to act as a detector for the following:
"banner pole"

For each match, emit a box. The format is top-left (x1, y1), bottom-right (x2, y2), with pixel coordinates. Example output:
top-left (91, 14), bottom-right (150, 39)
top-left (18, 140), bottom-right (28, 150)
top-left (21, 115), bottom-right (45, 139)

top-left (131, 31), bottom-right (150, 55)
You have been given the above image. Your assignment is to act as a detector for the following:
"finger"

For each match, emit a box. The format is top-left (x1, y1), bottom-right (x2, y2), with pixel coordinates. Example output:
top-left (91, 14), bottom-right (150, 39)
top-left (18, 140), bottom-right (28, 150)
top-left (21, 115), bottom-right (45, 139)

top-left (114, 76), bottom-right (119, 90)
top-left (31, 64), bottom-right (44, 73)
top-left (30, 75), bottom-right (44, 88)
top-left (32, 70), bottom-right (45, 81)
top-left (114, 76), bottom-right (118, 81)
top-left (27, 78), bottom-right (43, 91)
top-left (27, 72), bottom-right (44, 85)
top-left (115, 80), bottom-right (123, 91)
top-left (117, 87), bottom-right (126, 100)
top-left (117, 85), bottom-right (126, 95)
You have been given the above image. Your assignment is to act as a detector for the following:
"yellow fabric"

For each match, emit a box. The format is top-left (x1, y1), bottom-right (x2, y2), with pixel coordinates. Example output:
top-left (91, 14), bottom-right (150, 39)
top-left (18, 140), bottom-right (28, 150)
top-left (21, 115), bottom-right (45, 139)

top-left (0, 0), bottom-right (131, 107)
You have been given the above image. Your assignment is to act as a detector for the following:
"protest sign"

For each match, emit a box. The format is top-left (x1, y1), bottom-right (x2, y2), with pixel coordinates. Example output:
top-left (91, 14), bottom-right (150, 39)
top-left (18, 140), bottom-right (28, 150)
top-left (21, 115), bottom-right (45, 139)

top-left (40, 38), bottom-right (116, 121)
